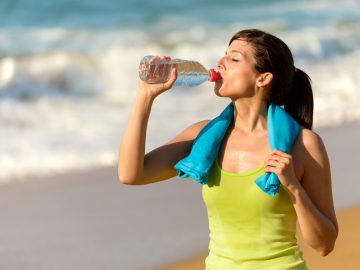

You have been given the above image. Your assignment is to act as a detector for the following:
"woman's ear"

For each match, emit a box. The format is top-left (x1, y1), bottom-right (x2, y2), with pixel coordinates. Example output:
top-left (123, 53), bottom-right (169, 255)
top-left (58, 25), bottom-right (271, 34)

top-left (256, 72), bottom-right (273, 88)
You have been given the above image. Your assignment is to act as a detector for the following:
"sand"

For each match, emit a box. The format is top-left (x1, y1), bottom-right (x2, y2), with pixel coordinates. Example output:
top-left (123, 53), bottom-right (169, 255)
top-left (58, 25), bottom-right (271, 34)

top-left (156, 206), bottom-right (360, 270)
top-left (0, 122), bottom-right (359, 270)
top-left (0, 166), bottom-right (209, 270)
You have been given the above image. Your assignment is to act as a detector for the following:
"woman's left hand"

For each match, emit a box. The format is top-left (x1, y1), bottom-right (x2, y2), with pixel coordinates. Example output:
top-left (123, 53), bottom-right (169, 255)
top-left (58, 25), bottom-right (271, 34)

top-left (264, 149), bottom-right (301, 191)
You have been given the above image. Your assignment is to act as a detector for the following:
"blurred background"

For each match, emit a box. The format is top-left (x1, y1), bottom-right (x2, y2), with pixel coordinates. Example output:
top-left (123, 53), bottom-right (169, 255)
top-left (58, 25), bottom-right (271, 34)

top-left (0, 1), bottom-right (360, 270)
top-left (1, 0), bottom-right (360, 181)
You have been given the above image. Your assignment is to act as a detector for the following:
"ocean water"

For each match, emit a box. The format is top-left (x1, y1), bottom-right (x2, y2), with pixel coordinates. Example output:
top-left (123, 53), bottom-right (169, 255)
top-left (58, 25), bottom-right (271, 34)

top-left (1, 0), bottom-right (360, 181)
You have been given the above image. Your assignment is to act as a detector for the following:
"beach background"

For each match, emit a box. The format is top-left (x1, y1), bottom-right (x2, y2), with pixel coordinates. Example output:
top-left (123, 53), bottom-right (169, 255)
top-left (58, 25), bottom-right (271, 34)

top-left (0, 0), bottom-right (359, 269)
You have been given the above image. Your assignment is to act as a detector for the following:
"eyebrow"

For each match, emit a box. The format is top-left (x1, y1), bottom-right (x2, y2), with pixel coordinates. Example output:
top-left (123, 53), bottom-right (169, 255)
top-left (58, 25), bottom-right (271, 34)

top-left (225, 50), bottom-right (245, 56)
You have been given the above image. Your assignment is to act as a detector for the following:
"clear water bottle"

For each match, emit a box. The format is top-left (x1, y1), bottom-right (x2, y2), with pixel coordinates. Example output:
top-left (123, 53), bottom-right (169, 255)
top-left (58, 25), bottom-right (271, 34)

top-left (138, 55), bottom-right (220, 86)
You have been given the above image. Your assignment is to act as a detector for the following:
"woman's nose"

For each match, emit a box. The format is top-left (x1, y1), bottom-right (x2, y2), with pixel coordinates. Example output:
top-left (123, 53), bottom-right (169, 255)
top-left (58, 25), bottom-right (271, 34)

top-left (216, 57), bottom-right (225, 70)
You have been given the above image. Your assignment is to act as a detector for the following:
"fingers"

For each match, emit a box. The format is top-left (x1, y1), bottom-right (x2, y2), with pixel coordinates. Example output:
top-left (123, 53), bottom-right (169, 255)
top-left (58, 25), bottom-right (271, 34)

top-left (264, 149), bottom-right (292, 167)
top-left (169, 66), bottom-right (178, 82)
top-left (264, 159), bottom-right (286, 169)
top-left (266, 149), bottom-right (291, 162)
top-left (265, 155), bottom-right (290, 165)
top-left (269, 149), bottom-right (291, 158)
top-left (264, 157), bottom-right (287, 175)
top-left (163, 67), bottom-right (178, 89)
top-left (140, 55), bottom-right (177, 92)
top-left (264, 149), bottom-right (293, 176)
top-left (264, 156), bottom-right (291, 167)
top-left (264, 165), bottom-right (281, 174)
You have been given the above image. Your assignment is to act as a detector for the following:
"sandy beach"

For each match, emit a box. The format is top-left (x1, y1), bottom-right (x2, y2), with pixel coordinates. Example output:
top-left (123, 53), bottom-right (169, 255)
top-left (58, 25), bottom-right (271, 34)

top-left (157, 206), bottom-right (360, 270)
top-left (0, 122), bottom-right (359, 270)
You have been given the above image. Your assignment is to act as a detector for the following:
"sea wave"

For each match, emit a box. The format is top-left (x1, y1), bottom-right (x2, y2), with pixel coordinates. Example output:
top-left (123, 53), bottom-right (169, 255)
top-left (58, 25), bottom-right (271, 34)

top-left (1, 18), bottom-right (360, 180)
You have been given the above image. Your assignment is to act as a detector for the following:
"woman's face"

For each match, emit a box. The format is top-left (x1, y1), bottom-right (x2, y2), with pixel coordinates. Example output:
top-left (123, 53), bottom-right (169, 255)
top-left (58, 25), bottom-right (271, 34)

top-left (214, 39), bottom-right (259, 99)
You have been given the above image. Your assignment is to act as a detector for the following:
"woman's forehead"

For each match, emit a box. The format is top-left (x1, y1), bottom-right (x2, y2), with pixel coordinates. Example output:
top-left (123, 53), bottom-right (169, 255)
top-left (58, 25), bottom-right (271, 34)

top-left (227, 39), bottom-right (254, 58)
top-left (228, 38), bottom-right (251, 50)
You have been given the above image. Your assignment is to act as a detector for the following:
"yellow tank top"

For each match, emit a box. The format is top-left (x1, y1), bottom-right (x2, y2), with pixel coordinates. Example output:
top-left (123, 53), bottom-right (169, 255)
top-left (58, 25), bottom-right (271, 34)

top-left (202, 158), bottom-right (307, 270)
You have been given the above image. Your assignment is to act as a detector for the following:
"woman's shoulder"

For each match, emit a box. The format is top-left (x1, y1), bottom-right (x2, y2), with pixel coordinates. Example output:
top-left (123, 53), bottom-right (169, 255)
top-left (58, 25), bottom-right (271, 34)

top-left (170, 120), bottom-right (210, 142)
top-left (190, 119), bottom-right (211, 129)
top-left (298, 127), bottom-right (326, 152)
top-left (185, 119), bottom-right (211, 137)
top-left (291, 127), bottom-right (329, 181)
top-left (294, 127), bottom-right (328, 166)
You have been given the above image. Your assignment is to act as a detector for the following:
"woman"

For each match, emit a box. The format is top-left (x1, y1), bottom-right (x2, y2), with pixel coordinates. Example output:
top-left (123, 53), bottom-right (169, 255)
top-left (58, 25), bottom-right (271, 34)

top-left (118, 29), bottom-right (338, 269)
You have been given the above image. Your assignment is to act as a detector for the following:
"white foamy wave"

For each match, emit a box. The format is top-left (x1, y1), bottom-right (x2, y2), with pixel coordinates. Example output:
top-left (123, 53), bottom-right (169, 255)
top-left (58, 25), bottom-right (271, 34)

top-left (306, 50), bottom-right (360, 127)
top-left (0, 98), bottom-right (125, 182)
top-left (1, 22), bottom-right (360, 181)
top-left (0, 52), bottom-right (100, 100)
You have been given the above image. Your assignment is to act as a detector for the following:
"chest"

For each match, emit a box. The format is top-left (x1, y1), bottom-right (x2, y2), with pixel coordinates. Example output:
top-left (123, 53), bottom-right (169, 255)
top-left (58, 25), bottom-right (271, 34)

top-left (218, 128), bottom-right (304, 181)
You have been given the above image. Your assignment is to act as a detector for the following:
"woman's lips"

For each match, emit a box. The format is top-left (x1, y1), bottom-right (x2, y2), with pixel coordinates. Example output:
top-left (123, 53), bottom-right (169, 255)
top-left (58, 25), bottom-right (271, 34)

top-left (217, 72), bottom-right (223, 82)
top-left (214, 71), bottom-right (223, 87)
top-left (215, 77), bottom-right (223, 88)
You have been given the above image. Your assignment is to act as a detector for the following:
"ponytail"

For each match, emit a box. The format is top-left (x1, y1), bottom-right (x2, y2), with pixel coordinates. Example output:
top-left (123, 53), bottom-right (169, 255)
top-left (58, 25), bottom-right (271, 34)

top-left (284, 68), bottom-right (313, 130)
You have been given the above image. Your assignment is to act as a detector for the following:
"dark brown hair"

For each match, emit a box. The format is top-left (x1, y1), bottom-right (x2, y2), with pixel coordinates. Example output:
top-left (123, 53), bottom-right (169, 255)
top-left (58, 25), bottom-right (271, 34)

top-left (230, 29), bottom-right (313, 130)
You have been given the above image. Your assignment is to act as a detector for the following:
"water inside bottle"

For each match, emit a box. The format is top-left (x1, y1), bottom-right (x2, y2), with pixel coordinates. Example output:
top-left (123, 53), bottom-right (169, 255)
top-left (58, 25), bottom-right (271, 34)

top-left (174, 73), bottom-right (209, 86)
top-left (138, 56), bottom-right (212, 86)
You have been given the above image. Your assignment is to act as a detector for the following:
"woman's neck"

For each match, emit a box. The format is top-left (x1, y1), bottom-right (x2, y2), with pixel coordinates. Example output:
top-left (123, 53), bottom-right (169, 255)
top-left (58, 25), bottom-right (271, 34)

top-left (232, 99), bottom-right (268, 135)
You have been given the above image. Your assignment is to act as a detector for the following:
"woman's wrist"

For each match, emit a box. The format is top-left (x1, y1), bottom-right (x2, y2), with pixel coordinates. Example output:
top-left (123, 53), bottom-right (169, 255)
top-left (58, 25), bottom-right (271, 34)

top-left (282, 179), bottom-right (303, 200)
top-left (137, 86), bottom-right (157, 103)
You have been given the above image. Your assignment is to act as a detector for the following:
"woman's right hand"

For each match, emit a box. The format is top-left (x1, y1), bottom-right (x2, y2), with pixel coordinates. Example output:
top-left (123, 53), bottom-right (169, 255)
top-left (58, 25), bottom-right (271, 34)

top-left (138, 56), bottom-right (178, 98)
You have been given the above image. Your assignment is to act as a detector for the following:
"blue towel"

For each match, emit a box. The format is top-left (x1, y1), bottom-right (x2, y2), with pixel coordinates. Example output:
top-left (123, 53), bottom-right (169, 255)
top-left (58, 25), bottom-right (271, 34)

top-left (174, 102), bottom-right (300, 196)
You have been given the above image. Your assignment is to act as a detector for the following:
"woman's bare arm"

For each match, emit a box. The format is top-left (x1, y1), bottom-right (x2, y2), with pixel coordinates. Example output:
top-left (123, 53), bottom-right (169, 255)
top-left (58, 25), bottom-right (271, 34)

top-left (118, 65), bottom-right (209, 185)
top-left (136, 119), bottom-right (209, 185)
top-left (118, 87), bottom-right (208, 185)
top-left (292, 130), bottom-right (338, 255)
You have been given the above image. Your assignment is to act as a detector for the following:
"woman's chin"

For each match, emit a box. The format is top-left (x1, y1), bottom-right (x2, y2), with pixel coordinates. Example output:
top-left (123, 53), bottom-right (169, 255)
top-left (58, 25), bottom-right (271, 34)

top-left (214, 88), bottom-right (226, 97)
top-left (215, 78), bottom-right (223, 87)
top-left (214, 81), bottom-right (223, 96)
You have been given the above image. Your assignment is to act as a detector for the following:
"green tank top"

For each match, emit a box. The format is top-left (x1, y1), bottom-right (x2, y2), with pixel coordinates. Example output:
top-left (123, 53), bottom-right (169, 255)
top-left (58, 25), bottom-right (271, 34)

top-left (202, 157), bottom-right (307, 270)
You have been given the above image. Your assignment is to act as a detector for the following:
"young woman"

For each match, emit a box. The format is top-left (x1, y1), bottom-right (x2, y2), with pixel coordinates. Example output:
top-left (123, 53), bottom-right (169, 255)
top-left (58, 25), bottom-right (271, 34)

top-left (118, 29), bottom-right (338, 269)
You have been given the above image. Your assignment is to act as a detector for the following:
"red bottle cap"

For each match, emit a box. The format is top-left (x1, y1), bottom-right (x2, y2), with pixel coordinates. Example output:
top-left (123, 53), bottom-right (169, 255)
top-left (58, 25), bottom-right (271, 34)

top-left (209, 69), bottom-right (221, 82)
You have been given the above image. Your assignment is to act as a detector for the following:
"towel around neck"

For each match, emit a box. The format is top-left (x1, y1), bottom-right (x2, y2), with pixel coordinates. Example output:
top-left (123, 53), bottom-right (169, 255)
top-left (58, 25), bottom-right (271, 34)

top-left (174, 102), bottom-right (300, 196)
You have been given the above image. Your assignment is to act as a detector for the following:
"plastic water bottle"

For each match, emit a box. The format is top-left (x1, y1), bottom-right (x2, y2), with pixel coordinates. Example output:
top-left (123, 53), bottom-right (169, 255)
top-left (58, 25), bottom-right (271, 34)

top-left (138, 55), bottom-right (220, 86)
